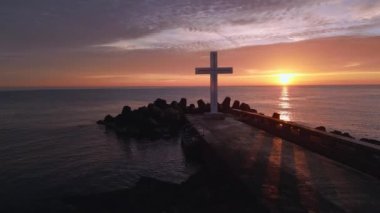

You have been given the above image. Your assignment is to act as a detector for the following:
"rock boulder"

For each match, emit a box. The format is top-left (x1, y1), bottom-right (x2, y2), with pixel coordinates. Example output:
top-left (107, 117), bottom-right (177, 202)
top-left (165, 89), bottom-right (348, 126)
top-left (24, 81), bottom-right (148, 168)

top-left (179, 98), bottom-right (187, 111)
top-left (272, 112), bottom-right (280, 119)
top-left (232, 100), bottom-right (240, 109)
top-left (221, 97), bottom-right (231, 112)
top-left (239, 103), bottom-right (251, 111)
top-left (197, 99), bottom-right (207, 113)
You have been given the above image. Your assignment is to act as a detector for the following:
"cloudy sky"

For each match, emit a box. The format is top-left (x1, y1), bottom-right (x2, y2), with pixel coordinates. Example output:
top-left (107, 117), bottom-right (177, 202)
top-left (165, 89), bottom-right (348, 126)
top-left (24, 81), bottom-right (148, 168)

top-left (1, 0), bottom-right (380, 88)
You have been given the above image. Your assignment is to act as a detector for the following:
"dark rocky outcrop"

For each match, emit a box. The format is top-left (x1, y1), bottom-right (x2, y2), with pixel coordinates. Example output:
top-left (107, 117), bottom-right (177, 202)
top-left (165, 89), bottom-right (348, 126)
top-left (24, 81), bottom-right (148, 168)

top-left (360, 138), bottom-right (380, 145)
top-left (97, 97), bottom-right (264, 139)
top-left (221, 97), bottom-right (231, 112)
top-left (330, 130), bottom-right (355, 139)
top-left (239, 103), bottom-right (251, 111)
top-left (272, 112), bottom-right (280, 119)
top-left (187, 104), bottom-right (196, 114)
top-left (179, 98), bottom-right (187, 111)
top-left (170, 101), bottom-right (179, 108)
top-left (232, 100), bottom-right (240, 109)
top-left (122, 106), bottom-right (132, 115)
top-left (249, 109), bottom-right (258, 113)
top-left (96, 115), bottom-right (114, 125)
top-left (197, 99), bottom-right (207, 113)
top-left (330, 130), bottom-right (342, 135)
top-left (97, 98), bottom-right (186, 139)
top-left (153, 98), bottom-right (168, 109)
top-left (315, 126), bottom-right (327, 131)
top-left (342, 132), bottom-right (354, 139)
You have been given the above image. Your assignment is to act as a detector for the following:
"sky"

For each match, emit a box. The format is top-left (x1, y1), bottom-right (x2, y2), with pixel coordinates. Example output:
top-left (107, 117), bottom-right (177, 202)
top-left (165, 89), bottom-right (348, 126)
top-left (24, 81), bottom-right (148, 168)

top-left (1, 0), bottom-right (380, 88)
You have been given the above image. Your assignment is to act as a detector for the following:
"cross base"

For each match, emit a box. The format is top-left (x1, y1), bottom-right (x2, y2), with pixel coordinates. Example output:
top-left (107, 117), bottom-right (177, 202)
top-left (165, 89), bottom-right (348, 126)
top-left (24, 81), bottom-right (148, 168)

top-left (204, 112), bottom-right (226, 120)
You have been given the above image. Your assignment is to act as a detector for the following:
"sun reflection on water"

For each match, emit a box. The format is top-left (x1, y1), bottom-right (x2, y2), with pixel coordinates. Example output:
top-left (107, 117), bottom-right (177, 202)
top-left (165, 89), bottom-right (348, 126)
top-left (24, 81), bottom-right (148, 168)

top-left (278, 87), bottom-right (292, 121)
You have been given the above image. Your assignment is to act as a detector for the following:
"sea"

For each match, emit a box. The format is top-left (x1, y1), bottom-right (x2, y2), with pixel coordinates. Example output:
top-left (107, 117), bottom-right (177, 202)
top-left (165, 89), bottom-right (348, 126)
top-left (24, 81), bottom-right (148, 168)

top-left (0, 85), bottom-right (379, 211)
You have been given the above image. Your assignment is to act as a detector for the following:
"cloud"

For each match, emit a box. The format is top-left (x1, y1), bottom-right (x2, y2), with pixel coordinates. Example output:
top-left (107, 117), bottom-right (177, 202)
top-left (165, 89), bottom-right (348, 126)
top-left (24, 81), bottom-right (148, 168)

top-left (97, 28), bottom-right (227, 51)
top-left (95, 0), bottom-right (380, 51)
top-left (2, 0), bottom-right (380, 53)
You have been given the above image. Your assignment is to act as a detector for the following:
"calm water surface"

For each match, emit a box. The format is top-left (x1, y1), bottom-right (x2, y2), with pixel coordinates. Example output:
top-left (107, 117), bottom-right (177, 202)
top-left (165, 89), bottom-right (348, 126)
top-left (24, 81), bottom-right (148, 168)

top-left (0, 86), bottom-right (379, 211)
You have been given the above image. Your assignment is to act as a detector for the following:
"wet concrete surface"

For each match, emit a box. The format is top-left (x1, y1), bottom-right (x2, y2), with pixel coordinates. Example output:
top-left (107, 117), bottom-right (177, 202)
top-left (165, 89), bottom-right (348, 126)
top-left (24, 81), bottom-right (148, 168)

top-left (187, 114), bottom-right (380, 212)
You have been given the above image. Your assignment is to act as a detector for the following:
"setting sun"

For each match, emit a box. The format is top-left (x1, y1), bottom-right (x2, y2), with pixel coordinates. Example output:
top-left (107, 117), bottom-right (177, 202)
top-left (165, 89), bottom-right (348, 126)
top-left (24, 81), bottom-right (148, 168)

top-left (278, 73), bottom-right (295, 85)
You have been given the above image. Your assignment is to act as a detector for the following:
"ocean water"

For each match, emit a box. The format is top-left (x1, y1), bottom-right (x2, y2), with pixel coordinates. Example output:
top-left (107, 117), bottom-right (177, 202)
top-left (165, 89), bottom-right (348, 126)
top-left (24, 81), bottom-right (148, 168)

top-left (0, 86), bottom-right (379, 211)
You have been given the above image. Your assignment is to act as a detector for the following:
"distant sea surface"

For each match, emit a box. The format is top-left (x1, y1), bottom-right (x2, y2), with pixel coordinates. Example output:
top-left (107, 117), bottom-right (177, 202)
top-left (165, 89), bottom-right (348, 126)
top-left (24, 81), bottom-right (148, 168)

top-left (0, 85), bottom-right (379, 211)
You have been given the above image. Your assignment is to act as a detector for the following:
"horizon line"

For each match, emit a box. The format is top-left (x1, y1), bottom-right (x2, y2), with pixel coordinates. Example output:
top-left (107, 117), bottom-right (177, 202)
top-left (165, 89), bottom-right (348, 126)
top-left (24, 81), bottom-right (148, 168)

top-left (1, 84), bottom-right (379, 91)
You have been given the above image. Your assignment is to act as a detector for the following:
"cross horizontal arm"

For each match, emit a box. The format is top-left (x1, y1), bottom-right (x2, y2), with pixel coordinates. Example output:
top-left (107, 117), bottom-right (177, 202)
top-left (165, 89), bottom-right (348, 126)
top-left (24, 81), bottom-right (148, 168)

top-left (216, 67), bottom-right (233, 74)
top-left (195, 68), bottom-right (211, 74)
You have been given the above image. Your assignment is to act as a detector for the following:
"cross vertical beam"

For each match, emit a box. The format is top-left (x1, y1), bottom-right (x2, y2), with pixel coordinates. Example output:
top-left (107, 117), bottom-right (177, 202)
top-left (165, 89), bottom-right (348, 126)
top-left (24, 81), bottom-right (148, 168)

top-left (210, 52), bottom-right (218, 113)
top-left (195, 51), bottom-right (233, 114)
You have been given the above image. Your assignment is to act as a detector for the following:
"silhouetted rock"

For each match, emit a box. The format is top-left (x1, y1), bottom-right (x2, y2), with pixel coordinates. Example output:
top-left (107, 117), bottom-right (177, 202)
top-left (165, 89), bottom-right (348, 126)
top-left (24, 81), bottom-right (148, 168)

top-left (330, 130), bottom-right (354, 139)
top-left (332, 130), bottom-right (342, 134)
top-left (249, 109), bottom-right (258, 113)
top-left (97, 99), bottom-right (185, 139)
top-left (221, 97), bottom-right (231, 112)
top-left (104, 115), bottom-right (114, 123)
top-left (342, 132), bottom-right (354, 139)
top-left (187, 104), bottom-right (196, 114)
top-left (179, 98), bottom-right (187, 111)
top-left (232, 100), bottom-right (240, 109)
top-left (272, 112), bottom-right (280, 119)
top-left (316, 126), bottom-right (326, 131)
top-left (114, 114), bottom-right (129, 127)
top-left (360, 138), bottom-right (380, 145)
top-left (239, 103), bottom-right (251, 111)
top-left (170, 101), bottom-right (179, 109)
top-left (331, 130), bottom-right (342, 135)
top-left (197, 99), bottom-right (207, 112)
top-left (122, 106), bottom-right (131, 115)
top-left (154, 98), bottom-right (168, 109)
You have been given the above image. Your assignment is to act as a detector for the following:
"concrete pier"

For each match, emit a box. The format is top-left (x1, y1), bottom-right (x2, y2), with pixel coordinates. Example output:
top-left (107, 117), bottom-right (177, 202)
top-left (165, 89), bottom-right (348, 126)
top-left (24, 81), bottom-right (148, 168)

top-left (187, 114), bottom-right (380, 212)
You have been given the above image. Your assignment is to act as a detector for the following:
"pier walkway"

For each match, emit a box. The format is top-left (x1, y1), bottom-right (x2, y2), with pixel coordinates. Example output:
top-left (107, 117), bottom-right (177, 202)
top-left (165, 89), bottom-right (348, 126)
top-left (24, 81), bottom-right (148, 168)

top-left (187, 114), bottom-right (380, 212)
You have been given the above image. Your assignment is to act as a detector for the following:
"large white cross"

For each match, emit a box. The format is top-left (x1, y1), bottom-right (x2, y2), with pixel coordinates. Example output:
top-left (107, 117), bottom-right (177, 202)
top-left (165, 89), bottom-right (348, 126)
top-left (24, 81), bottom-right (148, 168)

top-left (195, 51), bottom-right (233, 114)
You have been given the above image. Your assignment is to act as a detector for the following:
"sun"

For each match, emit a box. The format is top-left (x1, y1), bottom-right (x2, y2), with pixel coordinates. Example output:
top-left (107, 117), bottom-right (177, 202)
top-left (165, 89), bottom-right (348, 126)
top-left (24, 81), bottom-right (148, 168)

top-left (278, 73), bottom-right (294, 85)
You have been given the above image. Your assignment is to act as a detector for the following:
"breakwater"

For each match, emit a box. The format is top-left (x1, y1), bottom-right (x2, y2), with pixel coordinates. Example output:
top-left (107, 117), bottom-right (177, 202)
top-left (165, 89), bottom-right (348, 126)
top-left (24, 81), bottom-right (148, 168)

top-left (186, 114), bottom-right (380, 212)
top-left (230, 108), bottom-right (380, 178)
top-left (97, 96), bottom-right (380, 178)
